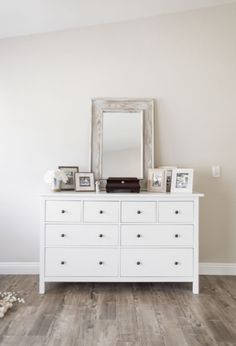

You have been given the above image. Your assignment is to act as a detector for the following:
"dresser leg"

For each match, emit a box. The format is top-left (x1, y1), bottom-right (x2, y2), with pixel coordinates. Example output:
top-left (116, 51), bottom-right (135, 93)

top-left (192, 279), bottom-right (199, 294)
top-left (39, 279), bottom-right (45, 294)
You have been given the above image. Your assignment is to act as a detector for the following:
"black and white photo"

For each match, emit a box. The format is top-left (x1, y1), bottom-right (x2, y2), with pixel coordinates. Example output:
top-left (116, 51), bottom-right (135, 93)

top-left (58, 166), bottom-right (79, 190)
top-left (171, 169), bottom-right (194, 193)
top-left (158, 166), bottom-right (177, 193)
top-left (147, 169), bottom-right (166, 192)
top-left (79, 176), bottom-right (91, 187)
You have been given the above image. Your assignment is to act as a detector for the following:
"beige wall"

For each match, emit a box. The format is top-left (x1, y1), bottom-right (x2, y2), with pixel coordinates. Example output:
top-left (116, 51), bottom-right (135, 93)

top-left (0, 3), bottom-right (235, 263)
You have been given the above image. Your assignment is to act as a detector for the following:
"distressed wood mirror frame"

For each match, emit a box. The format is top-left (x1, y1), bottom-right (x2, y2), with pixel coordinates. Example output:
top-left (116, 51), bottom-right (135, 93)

top-left (90, 98), bottom-right (154, 190)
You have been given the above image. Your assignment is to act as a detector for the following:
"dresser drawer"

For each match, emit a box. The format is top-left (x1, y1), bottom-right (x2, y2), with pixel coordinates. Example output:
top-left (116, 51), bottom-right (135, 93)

top-left (121, 249), bottom-right (193, 277)
top-left (46, 201), bottom-right (81, 222)
top-left (45, 248), bottom-right (119, 277)
top-left (159, 202), bottom-right (193, 223)
top-left (83, 201), bottom-right (119, 223)
top-left (121, 225), bottom-right (193, 247)
top-left (121, 202), bottom-right (156, 223)
top-left (45, 225), bottom-right (119, 246)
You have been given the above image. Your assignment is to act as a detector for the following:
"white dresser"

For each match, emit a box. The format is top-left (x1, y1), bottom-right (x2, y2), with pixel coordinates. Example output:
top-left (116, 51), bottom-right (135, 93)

top-left (40, 192), bottom-right (203, 294)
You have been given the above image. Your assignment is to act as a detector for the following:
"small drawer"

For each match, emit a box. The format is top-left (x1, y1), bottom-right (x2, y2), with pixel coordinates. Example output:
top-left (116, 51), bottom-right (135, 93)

top-left (121, 249), bottom-right (193, 277)
top-left (121, 202), bottom-right (156, 223)
top-left (46, 201), bottom-right (81, 222)
top-left (84, 201), bottom-right (119, 223)
top-left (159, 202), bottom-right (193, 223)
top-left (121, 225), bottom-right (193, 247)
top-left (45, 248), bottom-right (119, 277)
top-left (45, 224), bottom-right (119, 247)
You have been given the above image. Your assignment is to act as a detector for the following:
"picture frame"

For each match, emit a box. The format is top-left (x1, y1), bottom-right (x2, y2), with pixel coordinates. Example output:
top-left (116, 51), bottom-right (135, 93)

top-left (147, 169), bottom-right (166, 192)
top-left (158, 166), bottom-right (177, 193)
top-left (75, 172), bottom-right (95, 192)
top-left (58, 166), bottom-right (79, 190)
top-left (171, 169), bottom-right (194, 193)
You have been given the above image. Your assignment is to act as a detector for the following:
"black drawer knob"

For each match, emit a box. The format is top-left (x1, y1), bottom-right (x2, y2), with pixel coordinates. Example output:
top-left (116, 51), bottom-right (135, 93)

top-left (174, 261), bottom-right (179, 265)
top-left (137, 210), bottom-right (141, 214)
top-left (99, 210), bottom-right (103, 214)
top-left (99, 261), bottom-right (103, 265)
top-left (137, 261), bottom-right (141, 265)
top-left (175, 210), bottom-right (179, 214)
top-left (137, 234), bottom-right (141, 238)
top-left (61, 234), bottom-right (66, 238)
top-left (61, 261), bottom-right (65, 265)
top-left (61, 210), bottom-right (66, 214)
top-left (99, 234), bottom-right (103, 238)
top-left (175, 234), bottom-right (179, 238)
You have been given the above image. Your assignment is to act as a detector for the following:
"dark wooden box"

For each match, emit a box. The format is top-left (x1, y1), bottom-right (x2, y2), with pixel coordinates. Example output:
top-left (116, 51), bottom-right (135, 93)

top-left (106, 177), bottom-right (140, 193)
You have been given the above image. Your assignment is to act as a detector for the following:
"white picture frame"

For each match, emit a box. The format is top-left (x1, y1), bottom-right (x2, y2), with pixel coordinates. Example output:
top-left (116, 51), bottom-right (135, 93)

top-left (75, 173), bottom-right (95, 192)
top-left (147, 169), bottom-right (166, 192)
top-left (171, 169), bottom-right (194, 193)
top-left (158, 166), bottom-right (177, 193)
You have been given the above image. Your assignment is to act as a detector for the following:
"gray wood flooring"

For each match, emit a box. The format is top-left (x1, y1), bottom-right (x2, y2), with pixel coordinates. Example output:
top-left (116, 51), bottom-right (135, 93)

top-left (0, 276), bottom-right (236, 346)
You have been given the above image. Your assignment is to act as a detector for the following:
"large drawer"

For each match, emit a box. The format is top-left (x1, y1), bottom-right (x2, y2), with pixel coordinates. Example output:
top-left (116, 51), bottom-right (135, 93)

top-left (159, 202), bottom-right (193, 223)
top-left (121, 202), bottom-right (156, 223)
top-left (84, 201), bottom-right (119, 223)
top-left (121, 225), bottom-right (193, 247)
top-left (121, 249), bottom-right (193, 277)
top-left (46, 201), bottom-right (81, 222)
top-left (45, 224), bottom-right (119, 246)
top-left (45, 248), bottom-right (119, 277)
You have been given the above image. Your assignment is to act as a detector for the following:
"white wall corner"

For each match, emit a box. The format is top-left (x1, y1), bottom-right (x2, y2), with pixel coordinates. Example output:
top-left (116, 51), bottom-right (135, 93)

top-left (199, 262), bottom-right (236, 275)
top-left (0, 262), bottom-right (39, 275)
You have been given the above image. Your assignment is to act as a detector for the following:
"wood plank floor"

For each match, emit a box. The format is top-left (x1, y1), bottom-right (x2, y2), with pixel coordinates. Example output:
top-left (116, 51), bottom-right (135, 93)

top-left (0, 276), bottom-right (236, 346)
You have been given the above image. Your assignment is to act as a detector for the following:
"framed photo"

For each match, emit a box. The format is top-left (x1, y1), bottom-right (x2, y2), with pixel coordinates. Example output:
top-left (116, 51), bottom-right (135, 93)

top-left (171, 169), bottom-right (194, 193)
top-left (147, 169), bottom-right (166, 192)
top-left (58, 166), bottom-right (79, 190)
top-left (75, 172), bottom-right (95, 192)
top-left (158, 166), bottom-right (177, 193)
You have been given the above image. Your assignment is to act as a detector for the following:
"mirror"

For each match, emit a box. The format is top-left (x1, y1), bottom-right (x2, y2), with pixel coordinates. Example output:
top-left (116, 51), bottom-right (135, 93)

top-left (91, 98), bottom-right (154, 190)
top-left (102, 111), bottom-right (143, 179)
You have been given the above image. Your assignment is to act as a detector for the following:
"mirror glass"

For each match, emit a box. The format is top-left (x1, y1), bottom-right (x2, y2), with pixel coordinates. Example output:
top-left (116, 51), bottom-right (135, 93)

top-left (102, 111), bottom-right (143, 179)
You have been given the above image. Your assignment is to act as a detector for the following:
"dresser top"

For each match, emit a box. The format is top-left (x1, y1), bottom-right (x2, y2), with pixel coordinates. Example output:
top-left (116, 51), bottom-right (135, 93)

top-left (41, 191), bottom-right (204, 198)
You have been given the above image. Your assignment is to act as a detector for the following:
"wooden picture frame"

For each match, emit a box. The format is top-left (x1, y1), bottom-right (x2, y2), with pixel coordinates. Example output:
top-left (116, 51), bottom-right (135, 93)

top-left (75, 172), bottom-right (95, 192)
top-left (58, 166), bottom-right (79, 190)
top-left (147, 169), bottom-right (166, 192)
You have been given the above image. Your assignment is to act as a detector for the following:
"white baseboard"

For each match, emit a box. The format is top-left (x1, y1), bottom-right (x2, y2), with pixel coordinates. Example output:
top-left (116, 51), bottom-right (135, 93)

top-left (0, 262), bottom-right (235, 276)
top-left (0, 262), bottom-right (39, 275)
top-left (199, 262), bottom-right (236, 275)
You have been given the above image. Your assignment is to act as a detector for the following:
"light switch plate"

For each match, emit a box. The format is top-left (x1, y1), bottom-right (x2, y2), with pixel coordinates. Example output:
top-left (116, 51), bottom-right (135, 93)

top-left (212, 165), bottom-right (221, 178)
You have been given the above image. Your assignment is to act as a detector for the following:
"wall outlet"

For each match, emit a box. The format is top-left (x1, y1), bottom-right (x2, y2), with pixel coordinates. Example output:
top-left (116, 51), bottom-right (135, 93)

top-left (212, 165), bottom-right (221, 178)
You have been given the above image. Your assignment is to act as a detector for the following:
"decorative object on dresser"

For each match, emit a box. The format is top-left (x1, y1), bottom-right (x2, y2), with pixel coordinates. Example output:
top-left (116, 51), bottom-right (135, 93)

top-left (171, 169), bottom-right (194, 193)
top-left (44, 169), bottom-right (68, 192)
top-left (75, 172), bottom-right (95, 191)
top-left (91, 98), bottom-right (154, 190)
top-left (95, 180), bottom-right (100, 193)
top-left (158, 166), bottom-right (177, 193)
top-left (58, 166), bottom-right (79, 190)
top-left (147, 169), bottom-right (166, 192)
top-left (40, 192), bottom-right (203, 294)
top-left (106, 177), bottom-right (140, 193)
